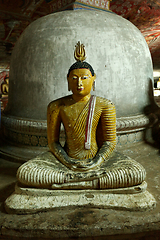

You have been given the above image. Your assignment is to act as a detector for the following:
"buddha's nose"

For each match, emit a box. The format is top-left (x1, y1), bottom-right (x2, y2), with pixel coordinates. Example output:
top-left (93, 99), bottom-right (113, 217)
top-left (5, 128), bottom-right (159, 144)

top-left (78, 78), bottom-right (82, 86)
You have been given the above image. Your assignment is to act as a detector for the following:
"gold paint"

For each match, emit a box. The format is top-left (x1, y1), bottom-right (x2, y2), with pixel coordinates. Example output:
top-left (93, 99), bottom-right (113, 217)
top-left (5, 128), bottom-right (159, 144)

top-left (1, 77), bottom-right (9, 95)
top-left (67, 68), bottom-right (95, 102)
top-left (74, 41), bottom-right (86, 62)
top-left (47, 94), bottom-right (116, 170)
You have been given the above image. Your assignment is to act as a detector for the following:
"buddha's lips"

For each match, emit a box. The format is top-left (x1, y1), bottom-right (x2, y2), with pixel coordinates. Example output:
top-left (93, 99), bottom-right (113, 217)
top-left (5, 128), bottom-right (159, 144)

top-left (77, 87), bottom-right (84, 91)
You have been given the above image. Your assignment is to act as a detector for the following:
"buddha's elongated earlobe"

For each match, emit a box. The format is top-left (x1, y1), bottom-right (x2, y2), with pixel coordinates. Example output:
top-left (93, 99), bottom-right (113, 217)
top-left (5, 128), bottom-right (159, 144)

top-left (93, 81), bottom-right (96, 91)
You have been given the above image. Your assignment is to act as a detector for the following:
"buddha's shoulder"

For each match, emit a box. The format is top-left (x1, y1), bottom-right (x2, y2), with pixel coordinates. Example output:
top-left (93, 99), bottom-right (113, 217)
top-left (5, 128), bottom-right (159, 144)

top-left (95, 96), bottom-right (115, 107)
top-left (48, 95), bottom-right (73, 110)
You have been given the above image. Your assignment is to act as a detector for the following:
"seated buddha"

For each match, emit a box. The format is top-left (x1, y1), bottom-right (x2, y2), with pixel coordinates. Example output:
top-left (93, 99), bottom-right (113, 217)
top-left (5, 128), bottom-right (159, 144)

top-left (16, 42), bottom-right (146, 190)
top-left (1, 76), bottom-right (9, 95)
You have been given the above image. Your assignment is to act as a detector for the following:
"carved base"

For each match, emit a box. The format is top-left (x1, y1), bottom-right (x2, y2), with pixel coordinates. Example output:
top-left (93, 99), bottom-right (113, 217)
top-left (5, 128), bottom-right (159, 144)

top-left (5, 182), bottom-right (156, 214)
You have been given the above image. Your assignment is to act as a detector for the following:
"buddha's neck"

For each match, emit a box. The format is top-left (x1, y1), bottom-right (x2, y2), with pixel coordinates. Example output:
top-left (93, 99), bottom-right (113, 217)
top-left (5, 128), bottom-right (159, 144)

top-left (72, 94), bottom-right (91, 103)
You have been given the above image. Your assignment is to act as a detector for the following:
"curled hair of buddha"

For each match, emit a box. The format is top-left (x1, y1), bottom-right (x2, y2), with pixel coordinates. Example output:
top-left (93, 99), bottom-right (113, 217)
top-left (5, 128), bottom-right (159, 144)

top-left (67, 61), bottom-right (94, 77)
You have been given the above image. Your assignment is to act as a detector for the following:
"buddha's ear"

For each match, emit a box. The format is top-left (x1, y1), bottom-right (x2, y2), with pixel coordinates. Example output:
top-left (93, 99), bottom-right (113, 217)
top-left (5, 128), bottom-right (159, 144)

top-left (67, 75), bottom-right (71, 91)
top-left (93, 73), bottom-right (96, 80)
top-left (92, 80), bottom-right (96, 91)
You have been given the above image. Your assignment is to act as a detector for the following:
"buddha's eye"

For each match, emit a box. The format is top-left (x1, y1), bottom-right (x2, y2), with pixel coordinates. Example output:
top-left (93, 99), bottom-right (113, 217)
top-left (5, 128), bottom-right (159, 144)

top-left (72, 76), bottom-right (77, 80)
top-left (81, 76), bottom-right (88, 80)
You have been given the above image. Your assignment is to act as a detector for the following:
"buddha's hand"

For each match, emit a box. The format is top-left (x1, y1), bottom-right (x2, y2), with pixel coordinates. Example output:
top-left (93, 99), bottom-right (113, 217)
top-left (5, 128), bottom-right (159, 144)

top-left (69, 141), bottom-right (116, 171)
top-left (70, 156), bottom-right (104, 172)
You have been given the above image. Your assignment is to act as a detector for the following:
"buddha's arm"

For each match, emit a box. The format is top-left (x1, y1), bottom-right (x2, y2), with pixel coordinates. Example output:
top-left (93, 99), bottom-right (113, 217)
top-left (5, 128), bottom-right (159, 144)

top-left (97, 101), bottom-right (116, 158)
top-left (71, 101), bottom-right (116, 171)
top-left (47, 100), bottom-right (80, 169)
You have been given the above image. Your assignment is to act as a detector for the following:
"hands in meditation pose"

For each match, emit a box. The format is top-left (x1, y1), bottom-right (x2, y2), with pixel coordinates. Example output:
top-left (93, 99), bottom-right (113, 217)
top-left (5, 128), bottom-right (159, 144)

top-left (17, 42), bottom-right (146, 190)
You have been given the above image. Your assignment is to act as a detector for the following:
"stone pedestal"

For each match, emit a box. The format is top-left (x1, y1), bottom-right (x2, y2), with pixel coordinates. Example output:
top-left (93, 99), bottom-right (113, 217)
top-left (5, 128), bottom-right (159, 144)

top-left (5, 181), bottom-right (156, 214)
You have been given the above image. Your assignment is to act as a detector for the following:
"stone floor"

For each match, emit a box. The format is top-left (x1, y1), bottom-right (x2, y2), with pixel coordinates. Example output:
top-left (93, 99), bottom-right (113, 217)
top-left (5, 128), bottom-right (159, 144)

top-left (0, 140), bottom-right (160, 239)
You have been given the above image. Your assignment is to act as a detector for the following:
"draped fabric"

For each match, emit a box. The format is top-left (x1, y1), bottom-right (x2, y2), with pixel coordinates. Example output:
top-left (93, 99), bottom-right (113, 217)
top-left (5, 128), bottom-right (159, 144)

top-left (66, 95), bottom-right (98, 160)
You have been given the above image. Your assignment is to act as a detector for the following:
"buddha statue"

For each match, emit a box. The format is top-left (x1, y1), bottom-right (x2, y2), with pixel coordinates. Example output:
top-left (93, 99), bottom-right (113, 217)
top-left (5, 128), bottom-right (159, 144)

top-left (16, 42), bottom-right (146, 190)
top-left (1, 76), bottom-right (9, 109)
top-left (1, 77), bottom-right (9, 96)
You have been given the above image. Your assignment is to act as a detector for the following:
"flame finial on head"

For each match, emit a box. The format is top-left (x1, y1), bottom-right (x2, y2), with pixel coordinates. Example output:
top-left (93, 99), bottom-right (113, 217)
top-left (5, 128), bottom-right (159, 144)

top-left (74, 41), bottom-right (86, 62)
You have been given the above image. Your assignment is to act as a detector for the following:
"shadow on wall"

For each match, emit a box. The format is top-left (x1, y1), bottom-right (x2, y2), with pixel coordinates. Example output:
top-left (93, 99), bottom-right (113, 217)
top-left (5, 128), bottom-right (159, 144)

top-left (144, 78), bottom-right (160, 149)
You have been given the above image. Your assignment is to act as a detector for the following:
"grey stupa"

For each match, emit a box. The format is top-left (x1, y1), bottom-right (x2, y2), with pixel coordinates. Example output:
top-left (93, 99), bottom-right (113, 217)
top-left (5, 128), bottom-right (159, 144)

top-left (1, 9), bottom-right (153, 161)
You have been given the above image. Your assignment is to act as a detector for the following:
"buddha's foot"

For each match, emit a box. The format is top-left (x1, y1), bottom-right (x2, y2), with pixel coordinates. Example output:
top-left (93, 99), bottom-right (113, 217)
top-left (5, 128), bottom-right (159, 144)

top-left (51, 179), bottom-right (147, 191)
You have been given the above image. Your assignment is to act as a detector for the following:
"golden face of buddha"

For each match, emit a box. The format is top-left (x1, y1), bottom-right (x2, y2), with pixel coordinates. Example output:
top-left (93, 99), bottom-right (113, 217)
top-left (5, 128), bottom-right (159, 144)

top-left (67, 68), bottom-right (95, 98)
